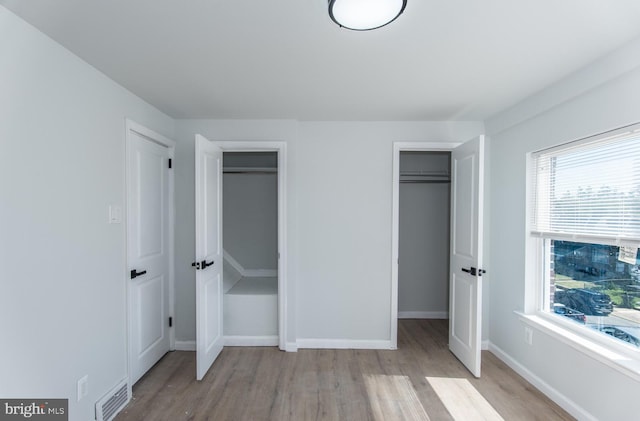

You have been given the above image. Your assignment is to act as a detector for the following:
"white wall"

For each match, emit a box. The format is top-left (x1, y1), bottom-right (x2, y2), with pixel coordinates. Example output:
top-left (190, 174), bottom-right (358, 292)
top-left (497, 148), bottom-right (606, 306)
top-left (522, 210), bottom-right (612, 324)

top-left (223, 172), bottom-right (278, 270)
top-left (0, 6), bottom-right (174, 421)
top-left (485, 35), bottom-right (640, 420)
top-left (172, 121), bottom-right (484, 346)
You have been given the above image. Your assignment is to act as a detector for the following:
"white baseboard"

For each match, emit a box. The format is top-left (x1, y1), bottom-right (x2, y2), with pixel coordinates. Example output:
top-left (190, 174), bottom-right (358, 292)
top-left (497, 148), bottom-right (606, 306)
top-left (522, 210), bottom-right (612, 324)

top-left (488, 342), bottom-right (596, 421)
top-left (175, 340), bottom-right (196, 351)
top-left (481, 340), bottom-right (489, 350)
top-left (284, 342), bottom-right (298, 352)
top-left (297, 339), bottom-right (393, 350)
top-left (398, 311), bottom-right (448, 319)
top-left (224, 335), bottom-right (278, 346)
top-left (176, 337), bottom-right (281, 349)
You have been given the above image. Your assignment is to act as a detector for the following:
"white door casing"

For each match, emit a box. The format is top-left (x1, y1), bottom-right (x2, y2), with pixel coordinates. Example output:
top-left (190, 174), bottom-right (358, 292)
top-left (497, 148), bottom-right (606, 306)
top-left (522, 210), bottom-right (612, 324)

top-left (195, 134), bottom-right (224, 381)
top-left (449, 135), bottom-right (485, 378)
top-left (214, 141), bottom-right (288, 351)
top-left (126, 120), bottom-right (175, 385)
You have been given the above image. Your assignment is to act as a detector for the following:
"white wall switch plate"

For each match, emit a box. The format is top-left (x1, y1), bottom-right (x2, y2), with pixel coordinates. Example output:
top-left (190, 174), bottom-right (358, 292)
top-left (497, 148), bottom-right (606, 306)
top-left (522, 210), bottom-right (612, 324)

top-left (77, 375), bottom-right (88, 401)
top-left (108, 205), bottom-right (122, 224)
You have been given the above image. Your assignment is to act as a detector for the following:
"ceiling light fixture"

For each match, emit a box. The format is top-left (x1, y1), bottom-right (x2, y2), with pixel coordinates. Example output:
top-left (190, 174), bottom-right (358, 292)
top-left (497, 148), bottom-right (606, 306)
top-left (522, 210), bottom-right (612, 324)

top-left (328, 0), bottom-right (407, 31)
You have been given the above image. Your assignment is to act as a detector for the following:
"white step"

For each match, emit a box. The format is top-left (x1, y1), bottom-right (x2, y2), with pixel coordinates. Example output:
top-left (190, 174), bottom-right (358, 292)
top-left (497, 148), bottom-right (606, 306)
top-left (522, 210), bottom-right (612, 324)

top-left (224, 277), bottom-right (278, 337)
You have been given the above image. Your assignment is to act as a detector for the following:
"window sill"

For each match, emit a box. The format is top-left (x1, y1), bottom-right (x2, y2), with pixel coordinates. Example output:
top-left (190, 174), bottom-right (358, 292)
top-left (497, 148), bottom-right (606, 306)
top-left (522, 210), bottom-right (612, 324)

top-left (516, 311), bottom-right (640, 382)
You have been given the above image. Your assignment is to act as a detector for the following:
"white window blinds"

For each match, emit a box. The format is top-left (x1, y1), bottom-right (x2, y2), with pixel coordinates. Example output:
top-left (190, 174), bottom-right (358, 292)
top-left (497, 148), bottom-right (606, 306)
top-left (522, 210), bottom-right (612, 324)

top-left (531, 125), bottom-right (640, 243)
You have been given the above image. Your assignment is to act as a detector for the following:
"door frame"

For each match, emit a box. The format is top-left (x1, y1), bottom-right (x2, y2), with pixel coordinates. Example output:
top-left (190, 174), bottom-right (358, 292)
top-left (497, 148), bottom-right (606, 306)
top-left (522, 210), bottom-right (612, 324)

top-left (215, 141), bottom-right (288, 351)
top-left (391, 142), bottom-right (461, 349)
top-left (125, 119), bottom-right (176, 383)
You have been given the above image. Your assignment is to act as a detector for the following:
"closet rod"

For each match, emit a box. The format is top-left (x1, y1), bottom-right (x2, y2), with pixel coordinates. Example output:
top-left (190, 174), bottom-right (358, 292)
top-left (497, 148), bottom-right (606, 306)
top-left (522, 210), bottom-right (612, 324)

top-left (223, 166), bottom-right (277, 174)
top-left (400, 180), bottom-right (451, 184)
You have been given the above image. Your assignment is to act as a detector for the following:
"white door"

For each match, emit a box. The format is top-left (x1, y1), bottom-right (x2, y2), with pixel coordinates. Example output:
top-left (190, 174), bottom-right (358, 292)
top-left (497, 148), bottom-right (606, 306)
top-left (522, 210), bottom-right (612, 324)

top-left (127, 128), bottom-right (172, 384)
top-left (195, 134), bottom-right (224, 381)
top-left (449, 135), bottom-right (485, 378)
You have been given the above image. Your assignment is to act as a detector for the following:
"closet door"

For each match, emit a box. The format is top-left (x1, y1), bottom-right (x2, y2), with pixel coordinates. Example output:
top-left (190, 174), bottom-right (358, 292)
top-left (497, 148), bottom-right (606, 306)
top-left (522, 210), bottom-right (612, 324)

top-left (449, 135), bottom-right (485, 378)
top-left (195, 134), bottom-right (224, 381)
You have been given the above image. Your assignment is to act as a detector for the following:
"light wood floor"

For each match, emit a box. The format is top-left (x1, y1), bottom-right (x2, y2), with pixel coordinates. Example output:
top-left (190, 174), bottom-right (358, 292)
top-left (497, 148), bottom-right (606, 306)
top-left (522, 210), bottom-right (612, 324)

top-left (116, 320), bottom-right (574, 421)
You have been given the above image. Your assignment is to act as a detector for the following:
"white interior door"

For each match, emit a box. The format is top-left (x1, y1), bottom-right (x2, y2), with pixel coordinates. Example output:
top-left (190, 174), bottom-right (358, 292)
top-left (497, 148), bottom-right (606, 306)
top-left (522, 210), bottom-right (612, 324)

top-left (195, 134), bottom-right (224, 381)
top-left (127, 128), bottom-right (171, 384)
top-left (449, 135), bottom-right (485, 378)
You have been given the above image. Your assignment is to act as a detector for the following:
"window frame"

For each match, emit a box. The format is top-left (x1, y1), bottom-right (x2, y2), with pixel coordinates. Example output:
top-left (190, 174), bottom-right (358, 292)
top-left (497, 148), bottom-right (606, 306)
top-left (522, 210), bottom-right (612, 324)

top-left (524, 123), bottom-right (640, 381)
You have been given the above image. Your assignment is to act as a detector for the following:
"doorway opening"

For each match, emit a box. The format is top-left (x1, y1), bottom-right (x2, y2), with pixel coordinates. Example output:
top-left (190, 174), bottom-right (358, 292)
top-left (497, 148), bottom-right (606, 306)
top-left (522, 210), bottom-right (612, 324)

top-left (195, 138), bottom-right (288, 380)
top-left (391, 138), bottom-right (485, 378)
top-left (222, 151), bottom-right (279, 346)
top-left (397, 151), bottom-right (451, 321)
top-left (389, 142), bottom-right (460, 349)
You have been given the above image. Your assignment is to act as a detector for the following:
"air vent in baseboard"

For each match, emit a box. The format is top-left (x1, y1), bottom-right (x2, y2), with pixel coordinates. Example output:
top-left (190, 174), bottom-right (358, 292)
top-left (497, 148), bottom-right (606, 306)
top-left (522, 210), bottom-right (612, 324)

top-left (95, 379), bottom-right (130, 421)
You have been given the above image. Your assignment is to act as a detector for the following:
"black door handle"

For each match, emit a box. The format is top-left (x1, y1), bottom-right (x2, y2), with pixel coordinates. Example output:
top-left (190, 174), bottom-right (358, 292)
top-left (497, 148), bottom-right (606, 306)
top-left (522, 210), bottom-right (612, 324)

top-left (201, 260), bottom-right (214, 269)
top-left (462, 267), bottom-right (477, 276)
top-left (131, 269), bottom-right (147, 279)
top-left (461, 267), bottom-right (487, 276)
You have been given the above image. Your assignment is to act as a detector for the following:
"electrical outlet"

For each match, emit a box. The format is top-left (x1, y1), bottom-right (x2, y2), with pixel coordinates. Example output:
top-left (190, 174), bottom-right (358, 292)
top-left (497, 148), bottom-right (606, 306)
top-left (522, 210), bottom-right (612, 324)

top-left (77, 375), bottom-right (88, 402)
top-left (525, 327), bottom-right (533, 345)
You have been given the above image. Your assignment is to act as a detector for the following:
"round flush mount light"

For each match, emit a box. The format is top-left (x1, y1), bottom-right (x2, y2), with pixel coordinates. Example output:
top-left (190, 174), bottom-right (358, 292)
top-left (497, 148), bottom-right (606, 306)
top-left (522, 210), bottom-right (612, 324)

top-left (328, 0), bottom-right (407, 31)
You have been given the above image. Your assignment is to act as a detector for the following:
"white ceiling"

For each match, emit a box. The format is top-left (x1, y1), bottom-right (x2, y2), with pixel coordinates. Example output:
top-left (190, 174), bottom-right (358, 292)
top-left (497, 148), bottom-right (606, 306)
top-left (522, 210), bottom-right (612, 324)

top-left (3, 0), bottom-right (640, 121)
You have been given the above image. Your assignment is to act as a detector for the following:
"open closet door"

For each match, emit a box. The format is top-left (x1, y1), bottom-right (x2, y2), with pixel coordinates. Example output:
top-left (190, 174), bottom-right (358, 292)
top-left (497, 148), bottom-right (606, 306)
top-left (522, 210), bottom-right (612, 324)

top-left (449, 135), bottom-right (485, 378)
top-left (195, 134), bottom-right (224, 381)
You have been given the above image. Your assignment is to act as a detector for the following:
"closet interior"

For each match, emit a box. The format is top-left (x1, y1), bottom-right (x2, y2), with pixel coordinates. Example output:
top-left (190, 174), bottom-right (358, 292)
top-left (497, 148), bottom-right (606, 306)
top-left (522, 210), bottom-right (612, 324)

top-left (398, 151), bottom-right (451, 319)
top-left (222, 152), bottom-right (278, 342)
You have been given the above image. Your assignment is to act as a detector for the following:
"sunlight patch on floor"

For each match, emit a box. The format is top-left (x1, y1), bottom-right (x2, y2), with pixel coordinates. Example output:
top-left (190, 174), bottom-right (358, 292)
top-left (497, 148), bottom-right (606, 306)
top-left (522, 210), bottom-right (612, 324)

top-left (364, 374), bottom-right (430, 421)
top-left (426, 377), bottom-right (504, 421)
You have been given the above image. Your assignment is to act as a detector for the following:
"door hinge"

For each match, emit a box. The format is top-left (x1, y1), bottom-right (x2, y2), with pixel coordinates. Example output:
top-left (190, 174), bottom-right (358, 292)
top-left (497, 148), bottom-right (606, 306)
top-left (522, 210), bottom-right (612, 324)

top-left (168, 158), bottom-right (172, 169)
top-left (169, 317), bottom-right (173, 327)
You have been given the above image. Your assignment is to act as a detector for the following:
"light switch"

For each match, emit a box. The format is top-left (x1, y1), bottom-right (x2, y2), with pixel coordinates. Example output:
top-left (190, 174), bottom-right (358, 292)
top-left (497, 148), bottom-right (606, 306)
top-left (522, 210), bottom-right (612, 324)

top-left (77, 375), bottom-right (88, 401)
top-left (108, 205), bottom-right (122, 224)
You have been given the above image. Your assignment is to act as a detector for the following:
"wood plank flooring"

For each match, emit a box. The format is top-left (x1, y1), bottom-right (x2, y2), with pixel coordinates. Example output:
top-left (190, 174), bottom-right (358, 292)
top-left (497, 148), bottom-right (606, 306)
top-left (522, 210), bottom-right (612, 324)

top-left (116, 320), bottom-right (574, 421)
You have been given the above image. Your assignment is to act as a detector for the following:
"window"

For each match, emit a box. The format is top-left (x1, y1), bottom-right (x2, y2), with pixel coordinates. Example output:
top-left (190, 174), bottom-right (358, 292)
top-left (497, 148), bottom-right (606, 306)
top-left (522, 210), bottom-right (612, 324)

top-left (531, 124), bottom-right (640, 351)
